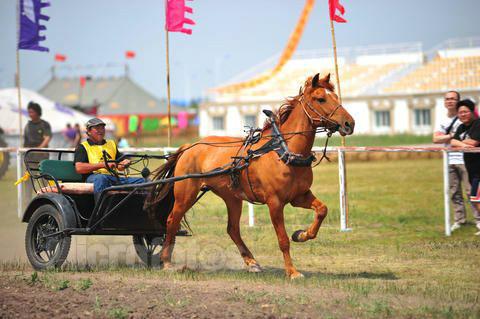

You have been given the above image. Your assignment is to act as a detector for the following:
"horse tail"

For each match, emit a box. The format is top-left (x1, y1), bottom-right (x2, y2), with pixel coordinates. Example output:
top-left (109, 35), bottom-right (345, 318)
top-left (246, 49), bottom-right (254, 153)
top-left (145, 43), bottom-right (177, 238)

top-left (144, 144), bottom-right (190, 218)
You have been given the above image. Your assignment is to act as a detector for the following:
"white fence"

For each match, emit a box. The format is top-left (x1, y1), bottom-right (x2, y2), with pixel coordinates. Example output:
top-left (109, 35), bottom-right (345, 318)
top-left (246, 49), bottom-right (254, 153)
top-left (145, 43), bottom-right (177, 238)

top-left (4, 146), bottom-right (478, 236)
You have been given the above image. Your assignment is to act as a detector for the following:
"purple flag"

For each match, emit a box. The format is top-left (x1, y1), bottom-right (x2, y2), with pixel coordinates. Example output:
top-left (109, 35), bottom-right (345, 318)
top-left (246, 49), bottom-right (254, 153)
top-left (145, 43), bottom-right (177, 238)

top-left (18, 0), bottom-right (50, 52)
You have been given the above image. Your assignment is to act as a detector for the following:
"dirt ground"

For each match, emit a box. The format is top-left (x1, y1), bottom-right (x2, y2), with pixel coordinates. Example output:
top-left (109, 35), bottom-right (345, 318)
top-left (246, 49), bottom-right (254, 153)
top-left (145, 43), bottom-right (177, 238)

top-left (0, 269), bottom-right (344, 319)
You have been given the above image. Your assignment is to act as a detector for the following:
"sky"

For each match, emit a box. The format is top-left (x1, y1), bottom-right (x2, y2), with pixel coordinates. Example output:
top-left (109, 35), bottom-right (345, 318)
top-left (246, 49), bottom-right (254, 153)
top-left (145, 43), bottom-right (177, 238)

top-left (0, 0), bottom-right (479, 102)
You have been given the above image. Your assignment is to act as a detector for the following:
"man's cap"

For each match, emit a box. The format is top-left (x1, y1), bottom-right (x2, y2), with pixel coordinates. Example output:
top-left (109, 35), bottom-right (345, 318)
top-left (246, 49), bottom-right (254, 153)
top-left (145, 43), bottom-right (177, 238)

top-left (85, 117), bottom-right (106, 129)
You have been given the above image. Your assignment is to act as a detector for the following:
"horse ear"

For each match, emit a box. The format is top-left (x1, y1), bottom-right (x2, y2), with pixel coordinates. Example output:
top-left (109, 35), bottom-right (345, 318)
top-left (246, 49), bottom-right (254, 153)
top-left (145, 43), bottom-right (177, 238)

top-left (322, 73), bottom-right (331, 84)
top-left (312, 73), bottom-right (320, 88)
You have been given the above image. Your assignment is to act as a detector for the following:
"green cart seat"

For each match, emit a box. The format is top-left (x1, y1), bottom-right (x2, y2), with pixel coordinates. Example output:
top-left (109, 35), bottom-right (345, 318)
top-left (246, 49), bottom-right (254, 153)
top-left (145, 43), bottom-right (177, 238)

top-left (39, 160), bottom-right (83, 182)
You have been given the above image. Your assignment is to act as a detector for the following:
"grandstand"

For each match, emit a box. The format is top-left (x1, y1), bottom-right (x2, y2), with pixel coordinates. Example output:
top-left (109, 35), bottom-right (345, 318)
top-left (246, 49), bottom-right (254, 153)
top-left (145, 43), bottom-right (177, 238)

top-left (201, 37), bottom-right (480, 137)
top-left (384, 53), bottom-right (480, 94)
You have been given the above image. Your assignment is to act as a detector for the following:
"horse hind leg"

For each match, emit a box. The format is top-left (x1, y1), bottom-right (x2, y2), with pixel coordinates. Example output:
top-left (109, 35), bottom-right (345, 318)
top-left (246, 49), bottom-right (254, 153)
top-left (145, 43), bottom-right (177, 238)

top-left (160, 180), bottom-right (200, 268)
top-left (290, 190), bottom-right (327, 243)
top-left (223, 196), bottom-right (262, 272)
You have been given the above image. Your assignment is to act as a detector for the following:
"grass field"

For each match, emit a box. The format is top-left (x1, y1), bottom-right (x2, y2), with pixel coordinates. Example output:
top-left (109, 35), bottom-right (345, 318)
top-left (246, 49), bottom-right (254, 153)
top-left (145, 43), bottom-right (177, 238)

top-left (1, 158), bottom-right (479, 318)
top-left (136, 133), bottom-right (433, 148)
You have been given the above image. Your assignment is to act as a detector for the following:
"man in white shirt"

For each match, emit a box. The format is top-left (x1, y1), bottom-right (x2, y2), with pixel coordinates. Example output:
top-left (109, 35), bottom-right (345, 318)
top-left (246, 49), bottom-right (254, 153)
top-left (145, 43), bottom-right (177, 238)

top-left (433, 91), bottom-right (479, 231)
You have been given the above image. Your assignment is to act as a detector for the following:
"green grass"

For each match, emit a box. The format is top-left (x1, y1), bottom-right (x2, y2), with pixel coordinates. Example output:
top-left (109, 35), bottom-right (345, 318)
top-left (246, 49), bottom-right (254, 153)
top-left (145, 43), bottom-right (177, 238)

top-left (315, 133), bottom-right (433, 147)
top-left (1, 158), bottom-right (480, 318)
top-left (134, 133), bottom-right (433, 148)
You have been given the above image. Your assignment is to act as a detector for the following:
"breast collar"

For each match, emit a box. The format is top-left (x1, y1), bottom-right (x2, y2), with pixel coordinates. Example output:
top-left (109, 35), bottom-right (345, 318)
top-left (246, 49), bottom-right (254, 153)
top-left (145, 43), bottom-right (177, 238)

top-left (251, 110), bottom-right (316, 167)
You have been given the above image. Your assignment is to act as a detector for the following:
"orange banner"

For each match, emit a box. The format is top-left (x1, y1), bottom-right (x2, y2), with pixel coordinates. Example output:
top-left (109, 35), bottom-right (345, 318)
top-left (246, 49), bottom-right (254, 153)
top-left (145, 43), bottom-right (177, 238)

top-left (214, 0), bottom-right (315, 94)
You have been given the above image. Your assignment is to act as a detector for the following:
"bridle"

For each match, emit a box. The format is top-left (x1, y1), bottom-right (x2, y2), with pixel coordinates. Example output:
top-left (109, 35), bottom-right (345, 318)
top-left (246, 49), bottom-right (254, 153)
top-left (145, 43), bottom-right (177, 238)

top-left (300, 94), bottom-right (343, 131)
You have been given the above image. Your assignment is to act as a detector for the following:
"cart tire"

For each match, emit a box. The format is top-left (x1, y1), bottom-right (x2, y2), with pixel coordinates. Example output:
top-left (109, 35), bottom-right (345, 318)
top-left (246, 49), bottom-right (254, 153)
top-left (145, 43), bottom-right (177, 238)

top-left (25, 204), bottom-right (71, 270)
top-left (133, 235), bottom-right (172, 267)
top-left (0, 137), bottom-right (9, 180)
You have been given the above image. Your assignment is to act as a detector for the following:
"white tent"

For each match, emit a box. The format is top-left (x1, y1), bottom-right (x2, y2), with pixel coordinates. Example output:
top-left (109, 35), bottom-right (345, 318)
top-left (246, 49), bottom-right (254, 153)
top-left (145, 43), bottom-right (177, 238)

top-left (0, 88), bottom-right (94, 135)
top-left (0, 88), bottom-right (114, 148)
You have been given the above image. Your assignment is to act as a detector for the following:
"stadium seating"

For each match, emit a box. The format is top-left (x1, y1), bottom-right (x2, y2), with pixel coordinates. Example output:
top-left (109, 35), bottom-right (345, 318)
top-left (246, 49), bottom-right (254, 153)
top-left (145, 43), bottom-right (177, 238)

top-left (214, 44), bottom-right (480, 100)
top-left (384, 55), bottom-right (480, 93)
top-left (218, 62), bottom-right (408, 99)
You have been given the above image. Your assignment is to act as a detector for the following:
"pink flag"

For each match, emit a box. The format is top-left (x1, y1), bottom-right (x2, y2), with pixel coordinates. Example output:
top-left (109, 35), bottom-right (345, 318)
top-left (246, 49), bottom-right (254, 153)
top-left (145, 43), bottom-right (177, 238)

top-left (166, 0), bottom-right (195, 35)
top-left (329, 0), bottom-right (347, 23)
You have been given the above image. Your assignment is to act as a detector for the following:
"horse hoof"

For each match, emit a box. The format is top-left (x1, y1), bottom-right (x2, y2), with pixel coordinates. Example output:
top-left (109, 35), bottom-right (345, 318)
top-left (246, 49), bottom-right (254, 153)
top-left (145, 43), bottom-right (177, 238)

top-left (247, 263), bottom-right (263, 273)
top-left (290, 272), bottom-right (305, 280)
top-left (162, 262), bottom-right (175, 271)
top-left (292, 230), bottom-right (306, 242)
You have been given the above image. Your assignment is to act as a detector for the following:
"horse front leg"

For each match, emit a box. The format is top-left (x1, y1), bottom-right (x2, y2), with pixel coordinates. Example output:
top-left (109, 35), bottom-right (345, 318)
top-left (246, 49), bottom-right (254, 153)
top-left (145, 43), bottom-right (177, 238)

top-left (290, 190), bottom-right (327, 242)
top-left (267, 200), bottom-right (303, 279)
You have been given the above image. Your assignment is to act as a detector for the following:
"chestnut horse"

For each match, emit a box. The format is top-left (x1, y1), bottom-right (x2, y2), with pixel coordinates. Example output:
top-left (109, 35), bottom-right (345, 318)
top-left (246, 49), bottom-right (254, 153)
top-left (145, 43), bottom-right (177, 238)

top-left (149, 73), bottom-right (355, 279)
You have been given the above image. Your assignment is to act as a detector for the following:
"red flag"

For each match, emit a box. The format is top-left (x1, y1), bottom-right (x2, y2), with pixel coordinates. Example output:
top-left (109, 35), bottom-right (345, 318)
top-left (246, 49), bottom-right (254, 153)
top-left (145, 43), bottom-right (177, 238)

top-left (329, 0), bottom-right (347, 23)
top-left (80, 76), bottom-right (86, 88)
top-left (54, 53), bottom-right (67, 62)
top-left (125, 50), bottom-right (136, 59)
top-left (166, 0), bottom-right (195, 35)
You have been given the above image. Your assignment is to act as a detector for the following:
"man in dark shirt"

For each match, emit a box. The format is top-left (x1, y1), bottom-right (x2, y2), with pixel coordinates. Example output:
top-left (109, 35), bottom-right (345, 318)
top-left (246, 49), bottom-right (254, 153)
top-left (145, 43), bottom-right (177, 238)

top-left (73, 118), bottom-right (144, 201)
top-left (24, 101), bottom-right (51, 148)
top-left (451, 99), bottom-right (480, 235)
top-left (23, 101), bottom-right (52, 202)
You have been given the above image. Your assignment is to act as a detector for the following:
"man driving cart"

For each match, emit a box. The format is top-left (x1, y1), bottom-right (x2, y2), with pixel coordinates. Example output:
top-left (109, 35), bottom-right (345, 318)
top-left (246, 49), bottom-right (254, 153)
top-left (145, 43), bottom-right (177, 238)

top-left (74, 118), bottom-right (144, 202)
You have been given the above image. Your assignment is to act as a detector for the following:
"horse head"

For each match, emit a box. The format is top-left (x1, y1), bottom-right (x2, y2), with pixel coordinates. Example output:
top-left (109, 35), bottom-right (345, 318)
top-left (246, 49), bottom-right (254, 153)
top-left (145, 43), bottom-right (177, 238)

top-left (302, 73), bottom-right (355, 136)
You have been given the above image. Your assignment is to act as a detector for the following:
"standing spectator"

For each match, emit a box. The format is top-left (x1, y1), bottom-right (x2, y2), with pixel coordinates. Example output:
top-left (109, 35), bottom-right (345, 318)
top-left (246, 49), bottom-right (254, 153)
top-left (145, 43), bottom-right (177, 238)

top-left (62, 123), bottom-right (77, 147)
top-left (451, 99), bottom-right (480, 235)
top-left (433, 91), bottom-right (477, 231)
top-left (24, 101), bottom-right (51, 148)
top-left (73, 123), bottom-right (82, 147)
top-left (23, 101), bottom-right (52, 202)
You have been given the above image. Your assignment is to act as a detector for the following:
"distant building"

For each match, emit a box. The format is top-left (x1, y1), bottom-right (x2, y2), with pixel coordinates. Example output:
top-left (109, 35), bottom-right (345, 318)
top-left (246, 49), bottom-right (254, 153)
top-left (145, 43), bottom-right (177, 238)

top-left (40, 74), bottom-right (192, 136)
top-left (201, 38), bottom-right (480, 137)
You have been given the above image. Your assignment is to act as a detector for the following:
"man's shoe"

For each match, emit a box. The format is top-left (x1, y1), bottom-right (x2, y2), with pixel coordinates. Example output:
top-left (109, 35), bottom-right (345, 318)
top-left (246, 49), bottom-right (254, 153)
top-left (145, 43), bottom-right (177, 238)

top-left (450, 222), bottom-right (463, 232)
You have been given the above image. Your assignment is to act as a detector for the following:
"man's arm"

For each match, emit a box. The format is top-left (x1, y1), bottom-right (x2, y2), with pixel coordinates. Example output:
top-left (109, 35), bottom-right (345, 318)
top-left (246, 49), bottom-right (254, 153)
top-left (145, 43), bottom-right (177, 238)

top-left (433, 131), bottom-right (453, 144)
top-left (451, 138), bottom-right (474, 148)
top-left (38, 136), bottom-right (51, 148)
top-left (38, 121), bottom-right (52, 148)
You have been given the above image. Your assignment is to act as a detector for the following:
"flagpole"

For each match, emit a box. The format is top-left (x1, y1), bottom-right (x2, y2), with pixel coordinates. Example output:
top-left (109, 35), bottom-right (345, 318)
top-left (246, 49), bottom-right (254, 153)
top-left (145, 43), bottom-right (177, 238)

top-left (329, 16), bottom-right (350, 229)
top-left (16, 2), bottom-right (23, 146)
top-left (329, 19), bottom-right (343, 128)
top-left (165, 25), bottom-right (172, 148)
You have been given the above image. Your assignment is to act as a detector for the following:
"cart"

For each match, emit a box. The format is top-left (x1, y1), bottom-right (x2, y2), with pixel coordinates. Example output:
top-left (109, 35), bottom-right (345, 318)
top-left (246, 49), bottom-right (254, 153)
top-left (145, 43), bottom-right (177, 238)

top-left (21, 149), bottom-right (187, 270)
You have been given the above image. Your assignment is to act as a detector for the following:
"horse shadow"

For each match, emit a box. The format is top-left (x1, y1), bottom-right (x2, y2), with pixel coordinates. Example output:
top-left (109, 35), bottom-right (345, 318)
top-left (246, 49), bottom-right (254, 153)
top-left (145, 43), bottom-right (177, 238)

top-left (60, 262), bottom-right (398, 281)
top-left (198, 266), bottom-right (399, 281)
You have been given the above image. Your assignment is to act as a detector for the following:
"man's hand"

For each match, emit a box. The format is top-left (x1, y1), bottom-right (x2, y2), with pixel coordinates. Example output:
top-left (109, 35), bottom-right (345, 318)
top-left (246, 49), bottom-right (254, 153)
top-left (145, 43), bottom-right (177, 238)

top-left (107, 162), bottom-right (117, 170)
top-left (117, 159), bottom-right (131, 171)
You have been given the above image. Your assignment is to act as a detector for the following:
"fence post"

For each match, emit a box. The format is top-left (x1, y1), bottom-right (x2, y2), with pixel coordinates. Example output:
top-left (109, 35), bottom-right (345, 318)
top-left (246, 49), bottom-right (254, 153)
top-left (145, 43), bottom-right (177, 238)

top-left (443, 150), bottom-right (451, 236)
top-left (17, 149), bottom-right (23, 219)
top-left (248, 202), bottom-right (254, 227)
top-left (338, 148), bottom-right (350, 231)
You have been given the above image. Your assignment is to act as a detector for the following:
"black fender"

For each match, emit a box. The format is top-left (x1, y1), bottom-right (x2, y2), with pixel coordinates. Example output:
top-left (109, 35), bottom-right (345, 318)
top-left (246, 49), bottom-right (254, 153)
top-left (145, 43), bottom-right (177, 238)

top-left (22, 193), bottom-right (78, 228)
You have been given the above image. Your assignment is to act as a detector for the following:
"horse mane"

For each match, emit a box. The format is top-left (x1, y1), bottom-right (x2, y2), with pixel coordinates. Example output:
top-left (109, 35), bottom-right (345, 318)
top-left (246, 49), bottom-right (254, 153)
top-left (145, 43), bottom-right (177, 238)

top-left (262, 77), bottom-right (335, 131)
top-left (262, 95), bottom-right (299, 131)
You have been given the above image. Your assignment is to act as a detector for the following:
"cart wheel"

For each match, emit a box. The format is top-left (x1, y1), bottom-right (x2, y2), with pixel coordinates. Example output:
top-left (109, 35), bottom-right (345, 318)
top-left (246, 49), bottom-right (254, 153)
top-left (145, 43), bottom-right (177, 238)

top-left (0, 137), bottom-right (9, 180)
top-left (25, 205), bottom-right (71, 270)
top-left (133, 235), bottom-right (171, 267)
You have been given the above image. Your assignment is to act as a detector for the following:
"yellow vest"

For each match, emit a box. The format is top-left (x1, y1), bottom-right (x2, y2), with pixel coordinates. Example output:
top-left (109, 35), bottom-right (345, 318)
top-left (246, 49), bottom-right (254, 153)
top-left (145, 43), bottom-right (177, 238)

top-left (81, 139), bottom-right (117, 175)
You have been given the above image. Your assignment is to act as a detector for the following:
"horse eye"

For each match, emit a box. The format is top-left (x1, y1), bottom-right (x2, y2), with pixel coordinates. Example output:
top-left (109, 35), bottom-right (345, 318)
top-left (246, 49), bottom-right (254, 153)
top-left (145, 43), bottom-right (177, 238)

top-left (316, 98), bottom-right (326, 103)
